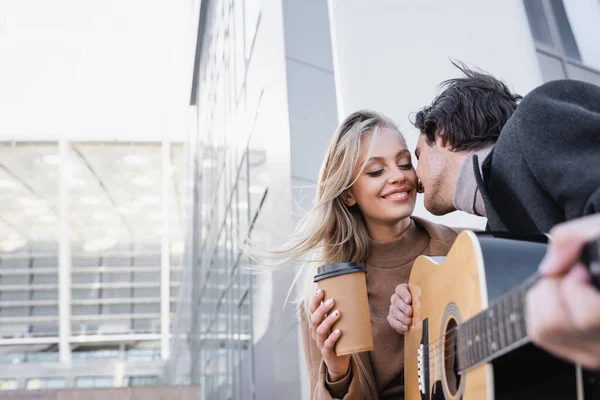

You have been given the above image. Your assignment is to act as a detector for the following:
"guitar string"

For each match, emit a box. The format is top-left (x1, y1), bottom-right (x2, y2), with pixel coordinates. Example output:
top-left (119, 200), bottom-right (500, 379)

top-left (424, 299), bottom-right (527, 367)
top-left (412, 267), bottom-right (543, 380)
top-left (424, 306), bottom-right (526, 367)
top-left (419, 283), bottom-right (525, 354)
top-left (413, 259), bottom-right (540, 356)
top-left (420, 286), bottom-right (531, 368)
top-left (421, 271), bottom-right (539, 358)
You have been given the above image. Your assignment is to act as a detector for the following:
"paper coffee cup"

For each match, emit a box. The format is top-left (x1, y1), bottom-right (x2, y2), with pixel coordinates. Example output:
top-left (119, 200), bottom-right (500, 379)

top-left (314, 262), bottom-right (373, 356)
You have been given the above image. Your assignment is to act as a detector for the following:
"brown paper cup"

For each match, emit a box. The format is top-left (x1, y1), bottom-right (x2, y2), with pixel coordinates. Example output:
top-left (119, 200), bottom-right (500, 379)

top-left (315, 263), bottom-right (373, 356)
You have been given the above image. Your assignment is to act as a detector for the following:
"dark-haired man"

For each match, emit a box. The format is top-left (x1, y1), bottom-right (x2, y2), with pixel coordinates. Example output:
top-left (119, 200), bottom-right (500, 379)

top-left (414, 66), bottom-right (600, 234)
top-left (410, 63), bottom-right (600, 392)
top-left (412, 65), bottom-right (600, 233)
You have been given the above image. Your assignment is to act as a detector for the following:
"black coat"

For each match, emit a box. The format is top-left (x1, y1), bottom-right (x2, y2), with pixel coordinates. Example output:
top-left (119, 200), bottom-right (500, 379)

top-left (474, 79), bottom-right (600, 235)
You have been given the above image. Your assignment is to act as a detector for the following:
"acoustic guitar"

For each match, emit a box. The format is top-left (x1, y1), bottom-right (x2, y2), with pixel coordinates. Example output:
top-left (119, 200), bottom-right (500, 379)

top-left (404, 231), bottom-right (600, 399)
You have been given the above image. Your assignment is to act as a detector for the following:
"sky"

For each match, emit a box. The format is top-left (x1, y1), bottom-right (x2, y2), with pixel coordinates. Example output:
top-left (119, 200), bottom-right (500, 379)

top-left (0, 0), bottom-right (198, 141)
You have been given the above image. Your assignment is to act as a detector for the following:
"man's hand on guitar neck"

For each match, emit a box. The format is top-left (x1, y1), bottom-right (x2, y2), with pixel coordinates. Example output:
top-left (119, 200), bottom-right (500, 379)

top-left (526, 214), bottom-right (600, 370)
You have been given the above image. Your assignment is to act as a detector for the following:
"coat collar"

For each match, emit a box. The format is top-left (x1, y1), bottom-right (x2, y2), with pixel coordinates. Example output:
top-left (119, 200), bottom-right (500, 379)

top-left (472, 152), bottom-right (507, 232)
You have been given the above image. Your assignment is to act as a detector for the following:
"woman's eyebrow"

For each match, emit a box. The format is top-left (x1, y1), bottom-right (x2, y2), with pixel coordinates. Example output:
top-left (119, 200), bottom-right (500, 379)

top-left (366, 149), bottom-right (410, 163)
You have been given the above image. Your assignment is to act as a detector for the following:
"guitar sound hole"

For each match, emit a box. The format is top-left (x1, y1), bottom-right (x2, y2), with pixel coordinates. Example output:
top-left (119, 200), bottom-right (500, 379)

top-left (443, 317), bottom-right (461, 396)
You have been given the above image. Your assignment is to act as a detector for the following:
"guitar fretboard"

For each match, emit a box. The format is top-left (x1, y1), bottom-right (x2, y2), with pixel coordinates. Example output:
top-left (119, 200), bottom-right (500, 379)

top-left (456, 275), bottom-right (538, 372)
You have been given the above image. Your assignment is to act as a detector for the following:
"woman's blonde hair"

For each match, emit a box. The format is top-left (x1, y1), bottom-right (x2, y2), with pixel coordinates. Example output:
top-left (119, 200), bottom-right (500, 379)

top-left (254, 110), bottom-right (406, 313)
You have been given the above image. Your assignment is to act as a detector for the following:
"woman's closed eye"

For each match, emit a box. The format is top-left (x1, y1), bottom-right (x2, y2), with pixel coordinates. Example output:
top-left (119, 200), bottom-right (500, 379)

top-left (366, 169), bottom-right (384, 177)
top-left (398, 163), bottom-right (412, 170)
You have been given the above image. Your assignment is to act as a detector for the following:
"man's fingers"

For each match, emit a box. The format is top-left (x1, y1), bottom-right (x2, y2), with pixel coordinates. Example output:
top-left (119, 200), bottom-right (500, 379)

top-left (539, 241), bottom-right (585, 276)
top-left (541, 214), bottom-right (600, 275)
top-left (560, 265), bottom-right (600, 334)
top-left (527, 278), bottom-right (566, 345)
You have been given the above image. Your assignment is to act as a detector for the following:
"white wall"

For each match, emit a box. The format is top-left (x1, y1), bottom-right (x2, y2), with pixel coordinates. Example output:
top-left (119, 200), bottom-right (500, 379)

top-left (328, 0), bottom-right (544, 230)
top-left (563, 0), bottom-right (600, 71)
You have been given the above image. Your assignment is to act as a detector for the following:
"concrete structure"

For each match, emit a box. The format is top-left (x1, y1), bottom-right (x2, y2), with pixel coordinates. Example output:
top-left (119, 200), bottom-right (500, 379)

top-left (0, 386), bottom-right (201, 400)
top-left (0, 142), bottom-right (185, 390)
top-left (0, 0), bottom-right (195, 395)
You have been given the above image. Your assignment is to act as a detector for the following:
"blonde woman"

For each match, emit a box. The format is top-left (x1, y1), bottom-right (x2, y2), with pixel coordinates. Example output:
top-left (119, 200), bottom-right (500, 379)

top-left (270, 111), bottom-right (458, 399)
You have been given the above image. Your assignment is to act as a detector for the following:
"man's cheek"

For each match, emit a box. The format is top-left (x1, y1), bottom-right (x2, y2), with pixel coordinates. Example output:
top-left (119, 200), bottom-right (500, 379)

top-left (416, 163), bottom-right (424, 180)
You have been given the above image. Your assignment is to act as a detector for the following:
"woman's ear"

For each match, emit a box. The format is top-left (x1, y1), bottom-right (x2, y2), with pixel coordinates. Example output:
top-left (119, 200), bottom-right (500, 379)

top-left (342, 190), bottom-right (357, 207)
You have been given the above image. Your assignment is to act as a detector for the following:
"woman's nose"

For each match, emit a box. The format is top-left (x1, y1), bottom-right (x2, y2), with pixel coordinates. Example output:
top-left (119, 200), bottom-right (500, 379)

top-left (387, 169), bottom-right (407, 184)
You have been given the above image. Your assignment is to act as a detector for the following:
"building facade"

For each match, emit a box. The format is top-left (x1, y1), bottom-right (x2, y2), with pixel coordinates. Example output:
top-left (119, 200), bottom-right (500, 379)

top-left (0, 141), bottom-right (184, 391)
top-left (166, 0), bottom-right (338, 398)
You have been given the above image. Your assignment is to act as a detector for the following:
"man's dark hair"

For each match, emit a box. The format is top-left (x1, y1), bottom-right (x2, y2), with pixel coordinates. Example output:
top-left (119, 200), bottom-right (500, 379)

top-left (412, 61), bottom-right (522, 152)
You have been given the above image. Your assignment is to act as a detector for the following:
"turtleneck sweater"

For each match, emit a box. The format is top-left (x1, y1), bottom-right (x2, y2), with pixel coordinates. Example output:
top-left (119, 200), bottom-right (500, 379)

top-left (300, 217), bottom-right (458, 400)
top-left (365, 219), bottom-right (430, 398)
top-left (453, 146), bottom-right (493, 217)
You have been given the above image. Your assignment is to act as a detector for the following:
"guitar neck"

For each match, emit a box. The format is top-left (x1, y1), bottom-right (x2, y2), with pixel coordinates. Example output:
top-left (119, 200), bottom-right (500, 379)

top-left (456, 274), bottom-right (537, 373)
top-left (457, 235), bottom-right (600, 373)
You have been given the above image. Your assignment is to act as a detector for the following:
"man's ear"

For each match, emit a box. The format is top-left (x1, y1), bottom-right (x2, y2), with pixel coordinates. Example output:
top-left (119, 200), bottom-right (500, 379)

top-left (342, 190), bottom-right (357, 207)
top-left (436, 128), bottom-right (450, 149)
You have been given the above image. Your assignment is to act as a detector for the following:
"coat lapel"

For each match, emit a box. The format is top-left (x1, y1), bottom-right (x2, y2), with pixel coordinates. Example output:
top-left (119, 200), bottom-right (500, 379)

top-left (475, 153), bottom-right (543, 234)
top-left (473, 153), bottom-right (507, 232)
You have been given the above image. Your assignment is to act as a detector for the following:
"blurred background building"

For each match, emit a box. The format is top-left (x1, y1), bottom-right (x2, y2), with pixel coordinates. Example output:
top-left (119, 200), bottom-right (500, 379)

top-left (1, 0), bottom-right (600, 399)
top-left (0, 0), bottom-right (196, 395)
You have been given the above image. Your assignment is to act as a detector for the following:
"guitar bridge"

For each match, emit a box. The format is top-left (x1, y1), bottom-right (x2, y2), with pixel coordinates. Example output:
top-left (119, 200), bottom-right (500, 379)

top-left (417, 318), bottom-right (430, 399)
top-left (418, 344), bottom-right (425, 394)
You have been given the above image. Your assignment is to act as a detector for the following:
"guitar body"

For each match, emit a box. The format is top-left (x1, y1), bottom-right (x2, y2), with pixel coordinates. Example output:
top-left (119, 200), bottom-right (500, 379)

top-left (404, 231), bottom-right (598, 400)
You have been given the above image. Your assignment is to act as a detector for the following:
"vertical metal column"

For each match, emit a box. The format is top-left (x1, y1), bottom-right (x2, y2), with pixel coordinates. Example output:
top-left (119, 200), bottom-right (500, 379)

top-left (540, 0), bottom-right (571, 78)
top-left (161, 139), bottom-right (172, 359)
top-left (58, 138), bottom-right (72, 363)
top-left (246, 153), bottom-right (256, 400)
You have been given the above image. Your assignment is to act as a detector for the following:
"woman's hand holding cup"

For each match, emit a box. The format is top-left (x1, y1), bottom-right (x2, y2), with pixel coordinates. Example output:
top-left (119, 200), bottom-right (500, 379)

top-left (387, 283), bottom-right (413, 334)
top-left (310, 289), bottom-right (351, 381)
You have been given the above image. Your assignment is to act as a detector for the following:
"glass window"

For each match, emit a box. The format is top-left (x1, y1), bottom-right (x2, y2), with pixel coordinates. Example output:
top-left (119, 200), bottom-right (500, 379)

top-left (72, 349), bottom-right (120, 361)
top-left (126, 348), bottom-right (160, 360)
top-left (25, 352), bottom-right (59, 363)
top-left (523, 0), bottom-right (554, 46)
top-left (244, 0), bottom-right (261, 59)
top-left (566, 64), bottom-right (600, 86)
top-left (524, 0), bottom-right (600, 83)
top-left (125, 375), bottom-right (159, 387)
top-left (247, 99), bottom-right (268, 221)
top-left (0, 379), bottom-right (18, 391)
top-left (74, 376), bottom-right (113, 388)
top-left (0, 353), bottom-right (24, 364)
top-left (548, 0), bottom-right (581, 61)
top-left (26, 378), bottom-right (65, 390)
top-left (234, 0), bottom-right (245, 98)
top-left (562, 0), bottom-right (600, 71)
